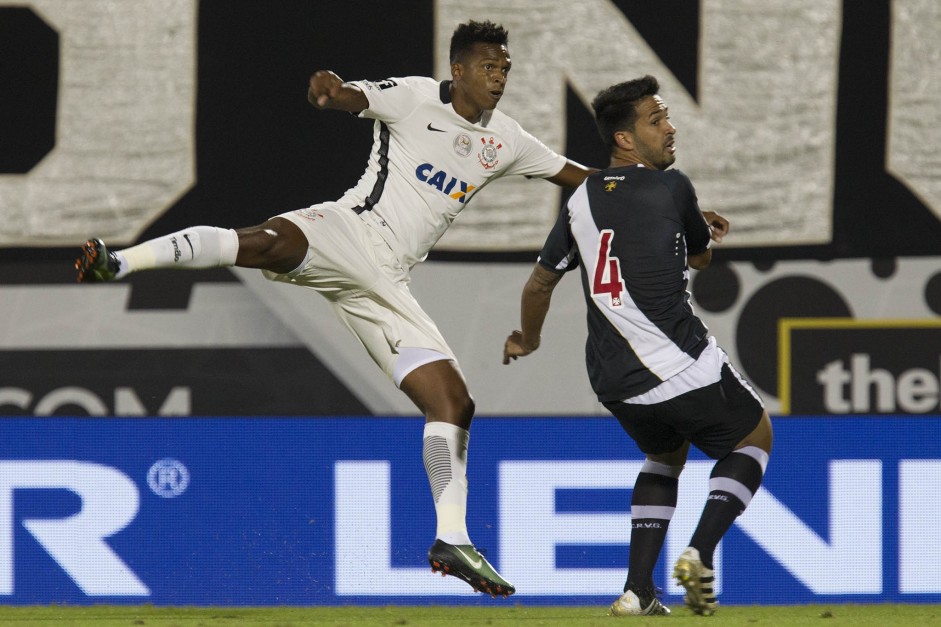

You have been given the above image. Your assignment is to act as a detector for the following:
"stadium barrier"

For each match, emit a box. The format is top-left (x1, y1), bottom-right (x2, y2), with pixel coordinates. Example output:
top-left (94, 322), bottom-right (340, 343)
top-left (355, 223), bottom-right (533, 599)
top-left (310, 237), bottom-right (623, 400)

top-left (1, 415), bottom-right (938, 605)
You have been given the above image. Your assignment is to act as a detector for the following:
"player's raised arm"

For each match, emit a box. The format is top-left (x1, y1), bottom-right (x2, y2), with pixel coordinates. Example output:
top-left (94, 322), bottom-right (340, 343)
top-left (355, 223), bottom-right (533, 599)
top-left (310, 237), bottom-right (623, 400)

top-left (689, 210), bottom-right (728, 268)
top-left (702, 210), bottom-right (729, 243)
top-left (307, 70), bottom-right (369, 113)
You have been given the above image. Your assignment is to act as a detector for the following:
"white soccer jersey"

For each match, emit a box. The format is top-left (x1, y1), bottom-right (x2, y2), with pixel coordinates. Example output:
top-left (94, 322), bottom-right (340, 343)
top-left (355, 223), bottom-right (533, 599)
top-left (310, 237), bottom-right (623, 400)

top-left (335, 76), bottom-right (567, 267)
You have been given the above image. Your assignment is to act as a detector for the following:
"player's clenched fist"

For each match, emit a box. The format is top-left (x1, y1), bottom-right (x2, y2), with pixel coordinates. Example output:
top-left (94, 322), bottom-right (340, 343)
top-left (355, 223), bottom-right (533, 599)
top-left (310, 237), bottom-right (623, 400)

top-left (308, 70), bottom-right (344, 108)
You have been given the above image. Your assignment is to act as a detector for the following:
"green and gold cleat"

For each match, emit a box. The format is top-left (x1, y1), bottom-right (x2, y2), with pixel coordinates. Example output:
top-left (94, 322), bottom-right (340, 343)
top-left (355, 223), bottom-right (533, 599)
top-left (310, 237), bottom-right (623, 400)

top-left (428, 539), bottom-right (515, 598)
top-left (673, 546), bottom-right (718, 616)
top-left (75, 238), bottom-right (119, 283)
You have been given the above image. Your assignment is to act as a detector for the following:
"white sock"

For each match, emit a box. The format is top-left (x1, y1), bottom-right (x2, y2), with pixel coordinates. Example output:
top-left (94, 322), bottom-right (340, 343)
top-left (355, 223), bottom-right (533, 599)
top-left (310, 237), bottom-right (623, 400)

top-left (115, 226), bottom-right (239, 278)
top-left (422, 422), bottom-right (472, 546)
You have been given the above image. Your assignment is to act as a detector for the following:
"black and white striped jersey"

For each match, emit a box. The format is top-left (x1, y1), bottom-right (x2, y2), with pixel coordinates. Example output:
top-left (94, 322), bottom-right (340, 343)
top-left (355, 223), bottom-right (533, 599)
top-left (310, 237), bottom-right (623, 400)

top-left (538, 165), bottom-right (712, 402)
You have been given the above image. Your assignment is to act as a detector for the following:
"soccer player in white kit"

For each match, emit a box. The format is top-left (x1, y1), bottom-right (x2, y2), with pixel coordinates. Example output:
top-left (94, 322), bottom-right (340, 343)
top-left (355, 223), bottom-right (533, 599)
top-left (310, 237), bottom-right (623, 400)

top-left (75, 20), bottom-right (595, 596)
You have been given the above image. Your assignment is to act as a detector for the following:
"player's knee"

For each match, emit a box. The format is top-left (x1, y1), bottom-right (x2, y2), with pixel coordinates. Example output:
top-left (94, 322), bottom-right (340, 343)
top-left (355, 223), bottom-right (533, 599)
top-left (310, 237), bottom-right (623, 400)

top-left (442, 392), bottom-right (474, 428)
top-left (237, 219), bottom-right (308, 273)
top-left (459, 393), bottom-right (475, 422)
top-left (737, 411), bottom-right (773, 454)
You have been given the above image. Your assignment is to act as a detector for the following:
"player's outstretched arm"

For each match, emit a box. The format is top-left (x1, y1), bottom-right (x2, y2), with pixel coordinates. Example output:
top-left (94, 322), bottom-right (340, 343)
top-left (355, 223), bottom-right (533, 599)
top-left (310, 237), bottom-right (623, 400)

top-left (546, 160), bottom-right (598, 188)
top-left (307, 70), bottom-right (369, 113)
top-left (503, 264), bottom-right (564, 364)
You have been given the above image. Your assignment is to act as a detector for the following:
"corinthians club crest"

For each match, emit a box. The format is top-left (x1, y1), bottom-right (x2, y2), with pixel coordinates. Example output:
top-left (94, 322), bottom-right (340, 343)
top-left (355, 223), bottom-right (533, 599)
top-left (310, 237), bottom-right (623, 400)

top-left (477, 136), bottom-right (502, 170)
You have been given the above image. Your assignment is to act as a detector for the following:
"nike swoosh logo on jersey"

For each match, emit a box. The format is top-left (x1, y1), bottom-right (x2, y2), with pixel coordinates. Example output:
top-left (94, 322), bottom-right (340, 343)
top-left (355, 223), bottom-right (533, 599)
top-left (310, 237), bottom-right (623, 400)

top-left (455, 546), bottom-right (483, 569)
top-left (427, 123), bottom-right (447, 132)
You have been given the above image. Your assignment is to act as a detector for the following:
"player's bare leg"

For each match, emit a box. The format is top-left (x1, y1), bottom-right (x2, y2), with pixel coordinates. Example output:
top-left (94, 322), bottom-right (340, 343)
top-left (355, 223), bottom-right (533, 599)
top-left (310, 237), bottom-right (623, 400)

top-left (233, 217), bottom-right (309, 274)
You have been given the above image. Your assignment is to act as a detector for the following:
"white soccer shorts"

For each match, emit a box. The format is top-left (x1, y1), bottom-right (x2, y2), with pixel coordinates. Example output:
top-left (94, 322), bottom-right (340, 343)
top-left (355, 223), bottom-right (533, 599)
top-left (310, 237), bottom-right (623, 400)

top-left (262, 203), bottom-right (456, 382)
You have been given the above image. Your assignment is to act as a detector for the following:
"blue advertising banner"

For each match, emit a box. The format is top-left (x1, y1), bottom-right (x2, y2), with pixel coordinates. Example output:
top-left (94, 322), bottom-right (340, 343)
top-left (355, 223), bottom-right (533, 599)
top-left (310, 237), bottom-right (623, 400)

top-left (0, 416), bottom-right (939, 606)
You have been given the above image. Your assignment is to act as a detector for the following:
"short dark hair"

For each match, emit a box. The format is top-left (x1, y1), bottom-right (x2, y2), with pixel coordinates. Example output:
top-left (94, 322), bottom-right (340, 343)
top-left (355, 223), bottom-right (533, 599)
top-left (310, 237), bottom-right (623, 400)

top-left (449, 20), bottom-right (509, 63)
top-left (591, 75), bottom-right (660, 147)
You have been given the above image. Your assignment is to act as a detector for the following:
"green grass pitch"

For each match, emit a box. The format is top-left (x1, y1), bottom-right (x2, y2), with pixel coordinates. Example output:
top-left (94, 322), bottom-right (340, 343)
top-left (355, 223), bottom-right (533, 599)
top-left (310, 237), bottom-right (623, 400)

top-left (0, 604), bottom-right (939, 626)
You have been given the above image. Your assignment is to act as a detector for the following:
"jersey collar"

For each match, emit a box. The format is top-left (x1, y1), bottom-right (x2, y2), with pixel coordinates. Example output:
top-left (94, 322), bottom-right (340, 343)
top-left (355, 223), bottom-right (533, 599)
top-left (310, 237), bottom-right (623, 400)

top-left (439, 80), bottom-right (452, 103)
top-left (439, 79), bottom-right (492, 126)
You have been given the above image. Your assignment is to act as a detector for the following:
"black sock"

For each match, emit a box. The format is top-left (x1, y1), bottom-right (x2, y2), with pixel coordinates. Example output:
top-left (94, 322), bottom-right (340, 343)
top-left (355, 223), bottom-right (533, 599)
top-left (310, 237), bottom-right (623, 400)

top-left (689, 446), bottom-right (768, 569)
top-left (625, 460), bottom-right (681, 592)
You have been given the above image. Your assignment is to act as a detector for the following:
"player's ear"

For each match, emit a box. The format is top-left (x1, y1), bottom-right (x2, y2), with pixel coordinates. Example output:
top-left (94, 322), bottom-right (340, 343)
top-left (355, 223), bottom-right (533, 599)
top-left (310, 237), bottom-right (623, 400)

top-left (614, 130), bottom-right (633, 151)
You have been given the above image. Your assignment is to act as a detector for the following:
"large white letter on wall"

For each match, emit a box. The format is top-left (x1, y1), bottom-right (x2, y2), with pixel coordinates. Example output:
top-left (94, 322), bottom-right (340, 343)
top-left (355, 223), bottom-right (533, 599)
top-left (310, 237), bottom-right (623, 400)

top-left (888, 0), bottom-right (941, 221)
top-left (435, 0), bottom-right (841, 250)
top-left (0, 0), bottom-right (197, 246)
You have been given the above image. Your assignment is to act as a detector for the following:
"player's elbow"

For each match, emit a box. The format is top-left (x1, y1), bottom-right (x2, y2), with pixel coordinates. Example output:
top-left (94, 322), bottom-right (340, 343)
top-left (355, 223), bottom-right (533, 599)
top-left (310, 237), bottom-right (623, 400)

top-left (688, 249), bottom-right (712, 270)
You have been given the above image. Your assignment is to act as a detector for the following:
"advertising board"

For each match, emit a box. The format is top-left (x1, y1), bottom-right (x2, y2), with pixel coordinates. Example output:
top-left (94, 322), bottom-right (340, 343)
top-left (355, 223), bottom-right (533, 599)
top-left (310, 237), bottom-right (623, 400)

top-left (1, 416), bottom-right (938, 605)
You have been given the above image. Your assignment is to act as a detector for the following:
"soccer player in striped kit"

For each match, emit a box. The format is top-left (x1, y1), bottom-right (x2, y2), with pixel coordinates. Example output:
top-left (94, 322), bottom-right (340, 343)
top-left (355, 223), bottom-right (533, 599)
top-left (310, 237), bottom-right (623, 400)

top-left (503, 75), bottom-right (773, 615)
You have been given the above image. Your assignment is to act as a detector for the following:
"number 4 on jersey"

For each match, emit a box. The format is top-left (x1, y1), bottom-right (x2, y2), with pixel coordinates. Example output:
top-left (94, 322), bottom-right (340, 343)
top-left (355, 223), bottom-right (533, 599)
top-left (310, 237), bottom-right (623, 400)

top-left (592, 229), bottom-right (625, 308)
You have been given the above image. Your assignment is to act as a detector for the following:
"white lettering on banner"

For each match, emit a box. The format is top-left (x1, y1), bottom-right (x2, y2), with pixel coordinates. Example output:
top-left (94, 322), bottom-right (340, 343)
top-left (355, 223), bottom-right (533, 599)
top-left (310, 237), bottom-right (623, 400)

top-left (435, 0), bottom-right (842, 250)
top-left (499, 461), bottom-right (637, 594)
top-left (817, 355), bottom-right (941, 413)
top-left (736, 460), bottom-right (882, 594)
top-left (499, 461), bottom-right (722, 595)
top-left (147, 458), bottom-right (190, 499)
top-left (0, 389), bottom-right (30, 412)
top-left (899, 460), bottom-right (941, 593)
top-left (334, 459), bottom-right (883, 596)
top-left (0, 386), bottom-right (191, 416)
top-left (501, 460), bottom-right (884, 595)
top-left (114, 387), bottom-right (191, 416)
top-left (334, 461), bottom-right (473, 595)
top-left (0, 0), bottom-right (197, 246)
top-left (0, 461), bottom-right (148, 596)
